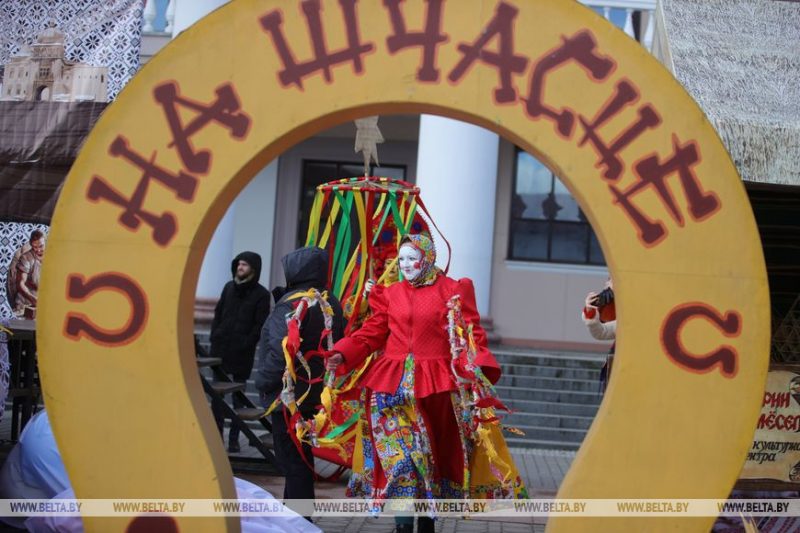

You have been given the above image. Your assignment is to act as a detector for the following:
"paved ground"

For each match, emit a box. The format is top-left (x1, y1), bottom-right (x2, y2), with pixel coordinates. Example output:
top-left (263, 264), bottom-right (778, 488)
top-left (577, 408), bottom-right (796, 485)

top-left (1, 409), bottom-right (576, 532)
top-left (237, 445), bottom-right (576, 532)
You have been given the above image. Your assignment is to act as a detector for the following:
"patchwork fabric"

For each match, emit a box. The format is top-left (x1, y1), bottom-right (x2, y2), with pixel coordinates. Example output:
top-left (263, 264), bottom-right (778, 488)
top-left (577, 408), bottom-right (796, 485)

top-left (347, 355), bottom-right (527, 501)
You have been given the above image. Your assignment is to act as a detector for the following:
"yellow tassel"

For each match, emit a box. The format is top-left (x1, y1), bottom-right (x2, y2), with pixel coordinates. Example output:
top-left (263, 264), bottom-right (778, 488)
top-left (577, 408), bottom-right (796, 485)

top-left (320, 388), bottom-right (332, 414)
top-left (282, 337), bottom-right (297, 381)
top-left (262, 397), bottom-right (282, 417)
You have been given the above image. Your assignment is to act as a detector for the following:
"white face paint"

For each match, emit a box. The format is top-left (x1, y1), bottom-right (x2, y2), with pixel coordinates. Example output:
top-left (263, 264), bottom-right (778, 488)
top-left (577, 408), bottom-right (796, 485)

top-left (398, 244), bottom-right (423, 282)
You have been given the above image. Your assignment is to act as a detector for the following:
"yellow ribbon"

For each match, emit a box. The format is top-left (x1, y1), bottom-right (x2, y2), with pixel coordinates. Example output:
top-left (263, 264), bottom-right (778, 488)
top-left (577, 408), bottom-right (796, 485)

top-left (319, 199), bottom-right (341, 248)
top-left (353, 191), bottom-right (369, 300)
top-left (305, 190), bottom-right (323, 246)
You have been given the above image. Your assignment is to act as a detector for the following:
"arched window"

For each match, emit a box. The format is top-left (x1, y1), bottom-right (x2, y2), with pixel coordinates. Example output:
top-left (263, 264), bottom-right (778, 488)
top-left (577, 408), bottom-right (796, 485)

top-left (35, 86), bottom-right (50, 101)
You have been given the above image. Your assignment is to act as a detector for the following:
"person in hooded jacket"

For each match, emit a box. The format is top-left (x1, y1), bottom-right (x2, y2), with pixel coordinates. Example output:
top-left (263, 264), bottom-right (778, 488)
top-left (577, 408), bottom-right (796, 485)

top-left (210, 251), bottom-right (271, 453)
top-left (255, 246), bottom-right (344, 505)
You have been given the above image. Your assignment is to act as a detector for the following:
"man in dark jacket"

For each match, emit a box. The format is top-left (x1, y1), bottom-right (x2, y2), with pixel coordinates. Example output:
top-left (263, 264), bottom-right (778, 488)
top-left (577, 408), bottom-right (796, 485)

top-left (210, 251), bottom-right (271, 453)
top-left (255, 247), bottom-right (344, 503)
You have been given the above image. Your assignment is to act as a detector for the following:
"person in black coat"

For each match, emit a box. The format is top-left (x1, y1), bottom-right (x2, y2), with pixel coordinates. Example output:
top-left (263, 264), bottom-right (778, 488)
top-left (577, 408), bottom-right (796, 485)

top-left (210, 251), bottom-right (271, 453)
top-left (255, 246), bottom-right (344, 504)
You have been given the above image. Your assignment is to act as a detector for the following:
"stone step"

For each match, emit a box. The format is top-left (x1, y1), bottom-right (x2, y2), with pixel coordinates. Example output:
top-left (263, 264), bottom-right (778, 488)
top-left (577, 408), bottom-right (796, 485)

top-left (500, 398), bottom-right (601, 418)
top-left (492, 348), bottom-right (605, 370)
top-left (502, 411), bottom-right (594, 431)
top-left (499, 362), bottom-right (600, 381)
top-left (504, 436), bottom-right (581, 451)
top-left (209, 382), bottom-right (246, 395)
top-left (494, 385), bottom-right (603, 405)
top-left (507, 423), bottom-right (587, 444)
top-left (235, 408), bottom-right (267, 421)
top-left (496, 374), bottom-right (599, 393)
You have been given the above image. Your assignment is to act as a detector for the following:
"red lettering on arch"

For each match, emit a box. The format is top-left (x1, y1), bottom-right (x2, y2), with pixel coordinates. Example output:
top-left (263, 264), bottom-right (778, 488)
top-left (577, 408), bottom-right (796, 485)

top-left (447, 1), bottom-right (528, 104)
top-left (87, 135), bottom-right (195, 247)
top-left (64, 272), bottom-right (149, 347)
top-left (126, 516), bottom-right (178, 533)
top-left (578, 79), bottom-right (661, 181)
top-left (153, 81), bottom-right (251, 175)
top-left (660, 302), bottom-right (741, 378)
top-left (610, 134), bottom-right (721, 247)
top-left (384, 0), bottom-right (449, 82)
top-left (523, 30), bottom-right (616, 138)
top-left (260, 0), bottom-right (375, 89)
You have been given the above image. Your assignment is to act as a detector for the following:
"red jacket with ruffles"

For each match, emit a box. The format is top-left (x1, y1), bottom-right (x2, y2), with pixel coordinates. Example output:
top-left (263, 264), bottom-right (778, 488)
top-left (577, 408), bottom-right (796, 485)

top-left (333, 274), bottom-right (501, 398)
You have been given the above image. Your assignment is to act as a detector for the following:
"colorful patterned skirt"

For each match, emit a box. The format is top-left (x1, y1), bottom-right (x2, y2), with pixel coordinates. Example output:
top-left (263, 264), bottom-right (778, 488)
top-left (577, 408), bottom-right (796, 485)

top-left (346, 355), bottom-right (527, 501)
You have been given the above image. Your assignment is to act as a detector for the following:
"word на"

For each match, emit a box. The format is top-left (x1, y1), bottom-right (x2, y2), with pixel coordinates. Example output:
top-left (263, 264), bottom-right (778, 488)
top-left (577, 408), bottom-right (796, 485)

top-left (87, 82), bottom-right (250, 248)
top-left (68, 82), bottom-right (251, 347)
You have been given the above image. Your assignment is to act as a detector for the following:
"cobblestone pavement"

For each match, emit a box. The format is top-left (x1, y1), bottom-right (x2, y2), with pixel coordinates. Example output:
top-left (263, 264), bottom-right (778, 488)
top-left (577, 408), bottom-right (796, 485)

top-left (239, 447), bottom-right (577, 533)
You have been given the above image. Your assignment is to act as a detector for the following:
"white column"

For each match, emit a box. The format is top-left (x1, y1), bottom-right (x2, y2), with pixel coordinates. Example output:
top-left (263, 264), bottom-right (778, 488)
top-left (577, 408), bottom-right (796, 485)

top-left (196, 204), bottom-right (236, 299)
top-left (171, 0), bottom-right (228, 37)
top-left (232, 161), bottom-right (279, 288)
top-left (196, 161), bottom-right (279, 299)
top-left (415, 115), bottom-right (499, 315)
top-left (142, 0), bottom-right (157, 32)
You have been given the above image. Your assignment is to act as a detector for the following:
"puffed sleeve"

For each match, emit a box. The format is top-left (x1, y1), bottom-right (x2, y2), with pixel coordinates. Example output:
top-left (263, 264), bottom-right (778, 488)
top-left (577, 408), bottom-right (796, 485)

top-left (456, 278), bottom-right (501, 384)
top-left (333, 284), bottom-right (390, 372)
top-left (582, 311), bottom-right (617, 341)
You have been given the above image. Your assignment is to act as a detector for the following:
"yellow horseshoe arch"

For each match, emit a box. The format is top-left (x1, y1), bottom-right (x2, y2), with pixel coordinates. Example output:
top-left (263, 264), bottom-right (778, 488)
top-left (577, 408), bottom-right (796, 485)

top-left (38, 1), bottom-right (769, 531)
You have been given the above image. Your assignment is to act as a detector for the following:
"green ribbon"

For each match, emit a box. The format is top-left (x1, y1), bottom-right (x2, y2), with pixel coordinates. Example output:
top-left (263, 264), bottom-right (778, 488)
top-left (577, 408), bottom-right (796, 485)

top-left (322, 409), bottom-right (361, 440)
top-left (371, 200), bottom-right (393, 246)
top-left (401, 202), bottom-right (417, 236)
top-left (331, 189), bottom-right (353, 297)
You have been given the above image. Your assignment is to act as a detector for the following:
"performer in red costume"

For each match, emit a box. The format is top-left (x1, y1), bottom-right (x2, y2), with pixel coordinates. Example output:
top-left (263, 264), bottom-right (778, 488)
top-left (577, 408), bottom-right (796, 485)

top-left (326, 234), bottom-right (525, 533)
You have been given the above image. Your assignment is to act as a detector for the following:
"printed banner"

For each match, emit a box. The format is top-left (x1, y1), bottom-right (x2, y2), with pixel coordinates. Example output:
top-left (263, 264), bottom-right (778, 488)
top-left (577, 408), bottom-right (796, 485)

top-left (0, 0), bottom-right (145, 101)
top-left (740, 369), bottom-right (800, 482)
top-left (0, 102), bottom-right (107, 224)
top-left (0, 1), bottom-right (143, 315)
top-left (0, 0), bottom-right (144, 224)
top-left (0, 222), bottom-right (48, 318)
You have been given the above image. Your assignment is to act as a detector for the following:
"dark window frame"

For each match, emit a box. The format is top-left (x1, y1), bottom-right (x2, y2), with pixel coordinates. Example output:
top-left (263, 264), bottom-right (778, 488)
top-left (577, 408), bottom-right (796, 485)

top-left (508, 147), bottom-right (605, 266)
top-left (297, 159), bottom-right (407, 248)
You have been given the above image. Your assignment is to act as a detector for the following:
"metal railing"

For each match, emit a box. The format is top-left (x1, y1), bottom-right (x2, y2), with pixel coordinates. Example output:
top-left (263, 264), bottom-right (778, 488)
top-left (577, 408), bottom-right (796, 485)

top-left (142, 0), bottom-right (175, 35)
top-left (581, 0), bottom-right (656, 50)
